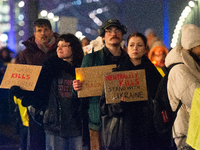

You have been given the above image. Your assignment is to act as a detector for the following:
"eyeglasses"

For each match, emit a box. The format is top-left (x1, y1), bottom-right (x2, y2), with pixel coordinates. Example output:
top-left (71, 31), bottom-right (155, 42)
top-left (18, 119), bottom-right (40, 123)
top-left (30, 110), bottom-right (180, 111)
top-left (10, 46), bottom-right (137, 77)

top-left (105, 29), bottom-right (122, 34)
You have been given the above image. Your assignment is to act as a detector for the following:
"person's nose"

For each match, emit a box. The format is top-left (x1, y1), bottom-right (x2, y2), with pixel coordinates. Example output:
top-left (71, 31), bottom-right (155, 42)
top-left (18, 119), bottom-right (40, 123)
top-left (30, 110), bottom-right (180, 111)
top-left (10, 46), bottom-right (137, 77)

top-left (133, 45), bottom-right (137, 50)
top-left (57, 46), bottom-right (62, 50)
top-left (41, 30), bottom-right (45, 35)
top-left (111, 31), bottom-right (117, 35)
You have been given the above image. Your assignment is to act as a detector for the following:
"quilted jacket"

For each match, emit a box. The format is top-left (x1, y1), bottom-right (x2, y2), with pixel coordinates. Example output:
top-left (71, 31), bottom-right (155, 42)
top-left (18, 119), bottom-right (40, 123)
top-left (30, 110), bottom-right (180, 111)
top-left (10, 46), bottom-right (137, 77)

top-left (165, 46), bottom-right (200, 148)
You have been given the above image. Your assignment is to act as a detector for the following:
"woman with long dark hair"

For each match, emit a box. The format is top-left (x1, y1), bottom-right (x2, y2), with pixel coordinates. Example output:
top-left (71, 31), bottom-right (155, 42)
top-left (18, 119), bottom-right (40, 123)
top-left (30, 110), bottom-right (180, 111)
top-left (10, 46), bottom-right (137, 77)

top-left (101, 32), bottom-right (162, 150)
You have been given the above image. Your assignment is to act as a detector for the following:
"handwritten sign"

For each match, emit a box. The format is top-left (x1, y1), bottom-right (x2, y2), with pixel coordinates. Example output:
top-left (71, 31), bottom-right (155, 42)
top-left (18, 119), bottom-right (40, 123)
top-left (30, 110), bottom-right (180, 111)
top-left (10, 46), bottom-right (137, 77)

top-left (0, 64), bottom-right (42, 91)
top-left (104, 69), bottom-right (148, 104)
top-left (75, 64), bottom-right (116, 97)
top-left (82, 44), bottom-right (93, 55)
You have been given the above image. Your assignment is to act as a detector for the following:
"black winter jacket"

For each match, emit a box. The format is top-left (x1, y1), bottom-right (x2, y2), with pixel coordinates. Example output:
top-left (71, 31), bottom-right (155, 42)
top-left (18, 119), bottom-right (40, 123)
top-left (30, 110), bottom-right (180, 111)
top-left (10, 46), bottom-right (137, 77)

top-left (22, 56), bottom-right (89, 139)
top-left (100, 55), bottom-right (162, 150)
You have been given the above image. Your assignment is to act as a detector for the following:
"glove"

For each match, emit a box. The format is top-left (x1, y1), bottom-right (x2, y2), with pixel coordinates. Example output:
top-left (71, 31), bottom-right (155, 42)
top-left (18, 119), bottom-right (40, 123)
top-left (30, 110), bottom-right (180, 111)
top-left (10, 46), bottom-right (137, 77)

top-left (10, 86), bottom-right (24, 99)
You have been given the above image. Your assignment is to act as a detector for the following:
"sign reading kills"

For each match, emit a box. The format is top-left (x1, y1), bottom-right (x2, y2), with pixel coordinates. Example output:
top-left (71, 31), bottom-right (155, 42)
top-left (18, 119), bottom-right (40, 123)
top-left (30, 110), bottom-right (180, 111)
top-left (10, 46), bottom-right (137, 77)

top-left (75, 65), bottom-right (116, 98)
top-left (0, 64), bottom-right (42, 91)
top-left (104, 69), bottom-right (148, 104)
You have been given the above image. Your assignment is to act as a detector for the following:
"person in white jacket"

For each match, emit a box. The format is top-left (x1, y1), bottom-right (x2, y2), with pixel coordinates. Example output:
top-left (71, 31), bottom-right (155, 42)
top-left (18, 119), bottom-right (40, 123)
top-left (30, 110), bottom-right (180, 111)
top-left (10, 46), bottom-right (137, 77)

top-left (165, 24), bottom-right (200, 150)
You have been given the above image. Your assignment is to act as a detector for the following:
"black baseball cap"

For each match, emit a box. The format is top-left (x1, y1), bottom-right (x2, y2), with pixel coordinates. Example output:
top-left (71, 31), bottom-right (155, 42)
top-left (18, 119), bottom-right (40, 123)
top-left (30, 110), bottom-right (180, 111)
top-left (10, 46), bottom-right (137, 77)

top-left (102, 19), bottom-right (127, 34)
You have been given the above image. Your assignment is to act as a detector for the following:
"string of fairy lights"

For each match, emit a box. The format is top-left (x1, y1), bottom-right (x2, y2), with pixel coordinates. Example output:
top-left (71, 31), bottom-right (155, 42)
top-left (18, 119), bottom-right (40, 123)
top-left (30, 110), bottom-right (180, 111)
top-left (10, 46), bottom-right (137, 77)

top-left (170, 0), bottom-right (198, 48)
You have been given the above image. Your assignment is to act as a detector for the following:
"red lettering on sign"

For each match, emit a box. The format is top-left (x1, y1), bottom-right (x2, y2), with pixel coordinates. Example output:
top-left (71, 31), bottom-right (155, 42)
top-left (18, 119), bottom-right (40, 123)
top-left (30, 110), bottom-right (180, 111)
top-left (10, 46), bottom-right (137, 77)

top-left (11, 73), bottom-right (17, 78)
top-left (18, 73), bottom-right (21, 78)
top-left (135, 78), bottom-right (139, 85)
top-left (106, 75), bottom-right (112, 81)
top-left (119, 80), bottom-right (123, 86)
top-left (22, 74), bottom-right (26, 79)
top-left (26, 74), bottom-right (30, 79)
top-left (10, 73), bottom-right (30, 79)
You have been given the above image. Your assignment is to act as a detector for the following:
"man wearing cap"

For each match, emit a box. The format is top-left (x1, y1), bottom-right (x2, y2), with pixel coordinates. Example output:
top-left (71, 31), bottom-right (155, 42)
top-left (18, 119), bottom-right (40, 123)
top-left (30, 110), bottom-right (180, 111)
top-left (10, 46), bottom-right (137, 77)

top-left (73, 19), bottom-right (128, 150)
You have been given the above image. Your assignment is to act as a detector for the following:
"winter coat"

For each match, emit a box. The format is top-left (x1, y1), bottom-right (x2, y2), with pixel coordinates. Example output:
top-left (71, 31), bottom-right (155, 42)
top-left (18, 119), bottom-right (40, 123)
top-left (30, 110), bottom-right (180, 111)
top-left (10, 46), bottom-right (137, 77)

top-left (22, 56), bottom-right (89, 139)
top-left (15, 33), bottom-right (59, 65)
top-left (165, 46), bottom-right (200, 148)
top-left (81, 47), bottom-right (128, 131)
top-left (14, 33), bottom-right (59, 123)
top-left (100, 55), bottom-right (162, 150)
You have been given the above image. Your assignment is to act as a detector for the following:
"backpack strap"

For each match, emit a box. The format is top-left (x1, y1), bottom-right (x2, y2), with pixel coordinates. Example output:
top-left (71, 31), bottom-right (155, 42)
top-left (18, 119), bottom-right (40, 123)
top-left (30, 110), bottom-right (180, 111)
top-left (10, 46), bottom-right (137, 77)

top-left (162, 62), bottom-right (184, 75)
top-left (168, 62), bottom-right (184, 70)
top-left (175, 100), bottom-right (182, 113)
top-left (168, 63), bottom-right (183, 114)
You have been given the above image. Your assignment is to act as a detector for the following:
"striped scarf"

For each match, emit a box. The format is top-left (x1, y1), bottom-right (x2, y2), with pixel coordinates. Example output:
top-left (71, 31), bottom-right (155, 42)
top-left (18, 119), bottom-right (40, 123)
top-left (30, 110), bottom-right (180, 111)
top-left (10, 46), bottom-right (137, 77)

top-left (35, 36), bottom-right (56, 53)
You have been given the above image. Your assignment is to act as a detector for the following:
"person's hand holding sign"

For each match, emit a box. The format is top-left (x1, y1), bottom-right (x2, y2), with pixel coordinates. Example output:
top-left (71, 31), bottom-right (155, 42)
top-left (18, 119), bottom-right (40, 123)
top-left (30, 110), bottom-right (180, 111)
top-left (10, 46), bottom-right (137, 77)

top-left (120, 97), bottom-right (126, 102)
top-left (73, 80), bottom-right (82, 91)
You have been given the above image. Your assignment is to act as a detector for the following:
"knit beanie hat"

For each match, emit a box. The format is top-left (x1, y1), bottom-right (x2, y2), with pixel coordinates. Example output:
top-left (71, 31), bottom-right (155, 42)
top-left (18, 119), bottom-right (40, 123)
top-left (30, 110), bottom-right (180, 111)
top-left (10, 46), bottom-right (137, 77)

top-left (181, 24), bottom-right (200, 50)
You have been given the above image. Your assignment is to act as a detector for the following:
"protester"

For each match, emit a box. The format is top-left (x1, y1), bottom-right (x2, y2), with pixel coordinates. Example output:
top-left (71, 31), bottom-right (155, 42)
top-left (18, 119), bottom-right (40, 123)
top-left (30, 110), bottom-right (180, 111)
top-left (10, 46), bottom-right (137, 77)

top-left (73, 19), bottom-right (128, 150)
top-left (0, 47), bottom-right (13, 124)
top-left (165, 24), bottom-right (200, 150)
top-left (0, 47), bottom-right (13, 65)
top-left (145, 28), bottom-right (160, 50)
top-left (11, 33), bottom-right (89, 150)
top-left (100, 32), bottom-right (162, 150)
top-left (81, 37), bottom-right (91, 47)
top-left (148, 40), bottom-right (168, 76)
top-left (12, 18), bottom-right (59, 150)
top-left (0, 59), bottom-right (9, 124)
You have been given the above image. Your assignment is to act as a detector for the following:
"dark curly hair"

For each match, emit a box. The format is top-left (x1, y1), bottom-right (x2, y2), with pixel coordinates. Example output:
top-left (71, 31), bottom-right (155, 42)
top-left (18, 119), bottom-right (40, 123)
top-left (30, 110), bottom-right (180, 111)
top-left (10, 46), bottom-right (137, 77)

top-left (58, 33), bottom-right (84, 67)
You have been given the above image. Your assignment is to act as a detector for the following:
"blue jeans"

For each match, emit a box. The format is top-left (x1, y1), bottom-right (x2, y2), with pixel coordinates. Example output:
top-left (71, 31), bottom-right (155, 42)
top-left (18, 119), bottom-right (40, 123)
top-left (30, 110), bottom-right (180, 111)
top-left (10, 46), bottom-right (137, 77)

top-left (46, 133), bottom-right (83, 150)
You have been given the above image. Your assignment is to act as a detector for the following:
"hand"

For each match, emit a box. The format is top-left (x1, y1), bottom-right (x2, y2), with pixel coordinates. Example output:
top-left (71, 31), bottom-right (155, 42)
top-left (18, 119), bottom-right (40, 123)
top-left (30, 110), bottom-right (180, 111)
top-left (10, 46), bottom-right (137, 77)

top-left (73, 80), bottom-right (82, 91)
top-left (121, 97), bottom-right (126, 102)
top-left (10, 85), bottom-right (24, 99)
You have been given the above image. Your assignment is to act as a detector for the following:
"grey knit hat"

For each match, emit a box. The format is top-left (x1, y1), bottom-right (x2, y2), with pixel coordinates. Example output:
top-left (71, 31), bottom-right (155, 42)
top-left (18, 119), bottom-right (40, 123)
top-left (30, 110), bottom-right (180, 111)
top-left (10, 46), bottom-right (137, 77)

top-left (181, 24), bottom-right (200, 50)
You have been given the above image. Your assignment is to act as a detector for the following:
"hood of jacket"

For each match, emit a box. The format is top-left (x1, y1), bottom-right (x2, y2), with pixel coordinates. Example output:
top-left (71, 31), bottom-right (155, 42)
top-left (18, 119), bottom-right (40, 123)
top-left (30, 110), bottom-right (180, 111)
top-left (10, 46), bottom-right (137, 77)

top-left (165, 46), bottom-right (200, 81)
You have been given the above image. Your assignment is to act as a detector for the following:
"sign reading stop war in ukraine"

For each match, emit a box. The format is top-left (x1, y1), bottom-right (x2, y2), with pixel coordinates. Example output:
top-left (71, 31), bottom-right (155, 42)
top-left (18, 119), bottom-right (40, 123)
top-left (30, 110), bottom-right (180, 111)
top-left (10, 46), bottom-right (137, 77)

top-left (0, 64), bottom-right (42, 91)
top-left (75, 64), bottom-right (116, 98)
top-left (104, 69), bottom-right (148, 104)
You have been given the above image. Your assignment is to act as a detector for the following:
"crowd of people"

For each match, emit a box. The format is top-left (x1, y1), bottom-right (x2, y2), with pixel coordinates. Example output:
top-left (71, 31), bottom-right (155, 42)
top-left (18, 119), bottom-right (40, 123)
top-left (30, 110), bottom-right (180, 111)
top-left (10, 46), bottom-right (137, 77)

top-left (0, 17), bottom-right (199, 150)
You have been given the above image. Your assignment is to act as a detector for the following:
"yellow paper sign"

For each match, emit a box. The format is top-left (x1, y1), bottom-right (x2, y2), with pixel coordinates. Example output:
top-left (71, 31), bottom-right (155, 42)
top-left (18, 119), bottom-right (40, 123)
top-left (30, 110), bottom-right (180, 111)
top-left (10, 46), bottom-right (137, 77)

top-left (104, 69), bottom-right (148, 104)
top-left (0, 64), bottom-right (42, 91)
top-left (75, 64), bottom-right (116, 98)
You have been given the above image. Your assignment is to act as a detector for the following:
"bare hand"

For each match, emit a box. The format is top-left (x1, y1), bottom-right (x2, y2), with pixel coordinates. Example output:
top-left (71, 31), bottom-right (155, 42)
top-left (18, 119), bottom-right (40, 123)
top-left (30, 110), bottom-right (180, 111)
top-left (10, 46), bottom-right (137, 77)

top-left (121, 97), bottom-right (126, 102)
top-left (73, 80), bottom-right (82, 91)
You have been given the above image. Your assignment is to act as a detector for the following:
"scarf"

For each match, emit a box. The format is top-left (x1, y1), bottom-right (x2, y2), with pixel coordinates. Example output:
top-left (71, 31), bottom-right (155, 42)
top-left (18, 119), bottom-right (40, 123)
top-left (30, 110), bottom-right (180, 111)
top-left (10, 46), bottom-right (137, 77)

top-left (35, 36), bottom-right (56, 53)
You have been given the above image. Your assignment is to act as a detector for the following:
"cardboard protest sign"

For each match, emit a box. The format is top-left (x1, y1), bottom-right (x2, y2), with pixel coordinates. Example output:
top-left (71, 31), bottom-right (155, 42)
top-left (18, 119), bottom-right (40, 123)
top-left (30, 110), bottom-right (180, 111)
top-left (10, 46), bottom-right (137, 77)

top-left (0, 64), bottom-right (42, 91)
top-left (75, 64), bottom-right (116, 98)
top-left (104, 69), bottom-right (148, 104)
